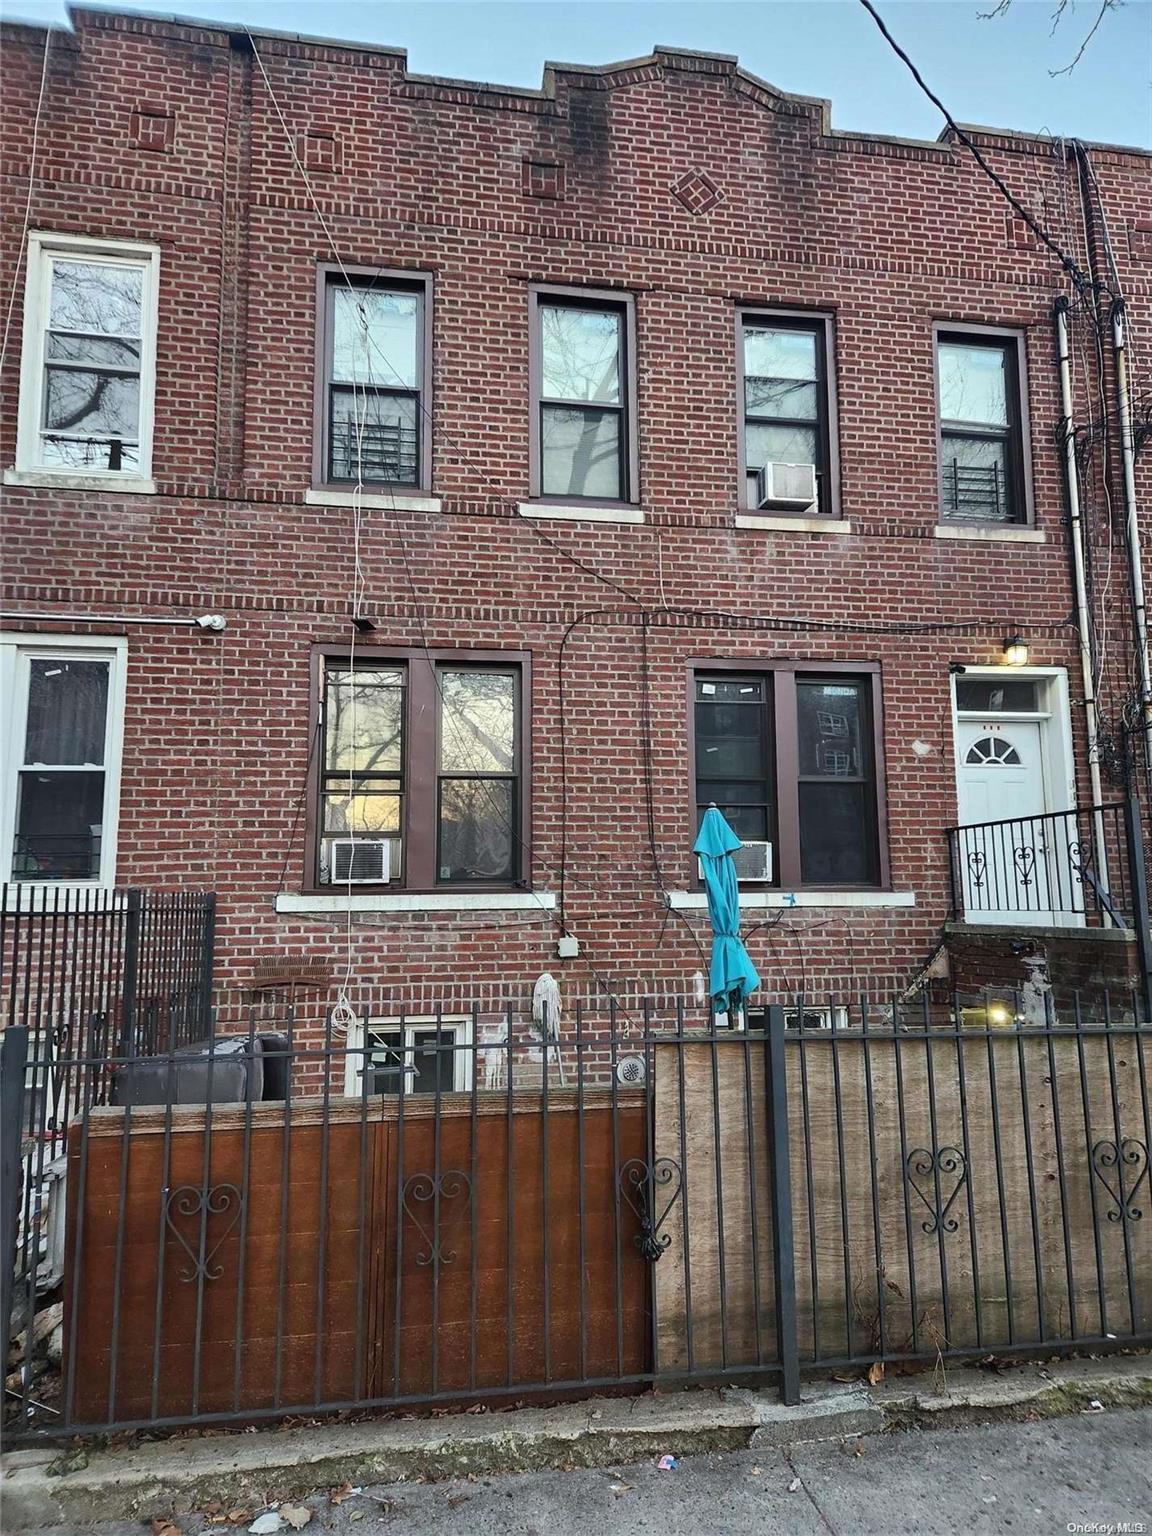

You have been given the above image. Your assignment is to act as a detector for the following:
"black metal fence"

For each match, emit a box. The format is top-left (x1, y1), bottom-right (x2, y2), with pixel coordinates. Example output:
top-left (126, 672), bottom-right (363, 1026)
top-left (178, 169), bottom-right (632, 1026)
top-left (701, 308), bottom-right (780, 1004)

top-left (2, 982), bottom-right (1148, 1442)
top-left (946, 803), bottom-right (1134, 927)
top-left (0, 886), bottom-right (216, 1407)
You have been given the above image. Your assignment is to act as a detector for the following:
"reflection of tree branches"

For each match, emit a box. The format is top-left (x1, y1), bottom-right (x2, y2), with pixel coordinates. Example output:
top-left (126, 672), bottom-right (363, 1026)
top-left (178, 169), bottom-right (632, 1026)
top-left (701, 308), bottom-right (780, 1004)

top-left (50, 372), bottom-right (112, 432)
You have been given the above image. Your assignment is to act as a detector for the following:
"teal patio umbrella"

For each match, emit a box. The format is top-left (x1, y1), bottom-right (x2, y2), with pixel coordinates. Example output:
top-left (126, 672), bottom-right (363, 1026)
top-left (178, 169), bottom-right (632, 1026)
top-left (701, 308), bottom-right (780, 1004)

top-left (692, 805), bottom-right (761, 1016)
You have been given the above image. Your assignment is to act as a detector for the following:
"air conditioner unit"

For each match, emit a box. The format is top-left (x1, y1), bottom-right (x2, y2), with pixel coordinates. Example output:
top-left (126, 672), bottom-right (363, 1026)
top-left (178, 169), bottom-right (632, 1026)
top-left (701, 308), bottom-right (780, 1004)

top-left (783, 1005), bottom-right (848, 1032)
top-left (698, 840), bottom-right (773, 884)
top-left (757, 462), bottom-right (817, 508)
top-left (330, 838), bottom-right (391, 884)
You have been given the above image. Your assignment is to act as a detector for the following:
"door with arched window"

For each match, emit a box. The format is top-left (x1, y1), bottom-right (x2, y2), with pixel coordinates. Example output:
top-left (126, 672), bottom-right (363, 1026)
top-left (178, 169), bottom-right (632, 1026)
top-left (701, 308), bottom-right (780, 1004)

top-left (955, 718), bottom-right (1058, 923)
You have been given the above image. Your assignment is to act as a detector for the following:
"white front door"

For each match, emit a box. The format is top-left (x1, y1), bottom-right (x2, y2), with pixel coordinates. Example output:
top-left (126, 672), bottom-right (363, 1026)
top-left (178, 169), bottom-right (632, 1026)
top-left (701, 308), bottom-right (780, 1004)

top-left (956, 719), bottom-right (1057, 923)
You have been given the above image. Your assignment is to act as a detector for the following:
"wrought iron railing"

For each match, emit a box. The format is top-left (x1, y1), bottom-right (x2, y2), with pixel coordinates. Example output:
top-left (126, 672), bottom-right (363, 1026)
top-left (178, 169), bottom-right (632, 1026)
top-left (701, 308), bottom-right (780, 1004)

top-left (2, 985), bottom-right (1148, 1441)
top-left (947, 803), bottom-right (1133, 926)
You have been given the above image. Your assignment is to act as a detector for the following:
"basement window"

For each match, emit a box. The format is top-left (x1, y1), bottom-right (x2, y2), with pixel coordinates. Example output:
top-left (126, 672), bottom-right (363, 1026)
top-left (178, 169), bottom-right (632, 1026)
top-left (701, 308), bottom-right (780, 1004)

top-left (343, 1018), bottom-right (472, 1096)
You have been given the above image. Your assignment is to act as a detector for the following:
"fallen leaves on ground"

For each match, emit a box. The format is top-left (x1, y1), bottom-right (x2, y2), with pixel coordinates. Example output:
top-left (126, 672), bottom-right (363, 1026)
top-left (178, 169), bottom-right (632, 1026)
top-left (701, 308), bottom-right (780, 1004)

top-left (280, 1506), bottom-right (313, 1530)
top-left (328, 1485), bottom-right (356, 1506)
top-left (151, 1521), bottom-right (181, 1536)
top-left (867, 1361), bottom-right (885, 1385)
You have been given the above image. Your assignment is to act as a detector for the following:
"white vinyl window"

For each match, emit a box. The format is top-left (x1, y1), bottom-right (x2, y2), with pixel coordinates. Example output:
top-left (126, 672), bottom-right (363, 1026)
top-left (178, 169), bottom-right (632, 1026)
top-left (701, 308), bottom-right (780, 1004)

top-left (13, 233), bottom-right (160, 485)
top-left (343, 1017), bottom-right (472, 1098)
top-left (0, 635), bottom-right (128, 886)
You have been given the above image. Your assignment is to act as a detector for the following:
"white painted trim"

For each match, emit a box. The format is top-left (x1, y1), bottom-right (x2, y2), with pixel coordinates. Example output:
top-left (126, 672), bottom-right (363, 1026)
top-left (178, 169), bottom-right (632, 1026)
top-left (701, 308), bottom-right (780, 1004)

top-left (275, 890), bottom-right (557, 915)
top-left (934, 524), bottom-right (1046, 544)
top-left (735, 515), bottom-right (853, 534)
top-left (0, 633), bottom-right (129, 889)
top-left (517, 503), bottom-right (645, 525)
top-left (304, 488), bottom-right (443, 513)
top-left (951, 665), bottom-right (1076, 819)
top-left (343, 1015), bottom-right (473, 1097)
top-left (16, 233), bottom-right (161, 482)
top-left (665, 889), bottom-right (916, 911)
top-left (3, 469), bottom-right (157, 494)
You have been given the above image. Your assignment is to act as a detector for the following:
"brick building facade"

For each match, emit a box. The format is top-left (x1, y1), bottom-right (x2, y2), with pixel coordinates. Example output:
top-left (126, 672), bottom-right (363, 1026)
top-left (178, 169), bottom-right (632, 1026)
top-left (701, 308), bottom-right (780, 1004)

top-left (2, 6), bottom-right (1150, 1041)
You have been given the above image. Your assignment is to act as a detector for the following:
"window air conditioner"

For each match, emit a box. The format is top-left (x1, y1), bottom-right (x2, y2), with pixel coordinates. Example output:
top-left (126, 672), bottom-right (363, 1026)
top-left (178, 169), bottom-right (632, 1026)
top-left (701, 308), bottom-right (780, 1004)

top-left (331, 838), bottom-right (391, 885)
top-left (698, 840), bottom-right (773, 884)
top-left (757, 462), bottom-right (817, 509)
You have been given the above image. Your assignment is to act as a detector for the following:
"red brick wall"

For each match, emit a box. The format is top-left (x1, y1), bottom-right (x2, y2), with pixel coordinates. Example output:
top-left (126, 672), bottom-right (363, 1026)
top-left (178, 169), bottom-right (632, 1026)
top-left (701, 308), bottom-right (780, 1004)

top-left (3, 10), bottom-right (1150, 1028)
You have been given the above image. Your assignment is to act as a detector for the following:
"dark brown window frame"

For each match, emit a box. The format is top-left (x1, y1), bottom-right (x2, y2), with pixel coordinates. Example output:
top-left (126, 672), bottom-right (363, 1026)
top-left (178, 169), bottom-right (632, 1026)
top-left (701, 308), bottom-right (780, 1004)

top-left (686, 658), bottom-right (890, 891)
top-left (736, 307), bottom-right (841, 519)
top-left (933, 320), bottom-right (1033, 528)
top-left (527, 282), bottom-right (640, 505)
top-left (305, 645), bottom-right (531, 894)
top-left (313, 264), bottom-right (434, 494)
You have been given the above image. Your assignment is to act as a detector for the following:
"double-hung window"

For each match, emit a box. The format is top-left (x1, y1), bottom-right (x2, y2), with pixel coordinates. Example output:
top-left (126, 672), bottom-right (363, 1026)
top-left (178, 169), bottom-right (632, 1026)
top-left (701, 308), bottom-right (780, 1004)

top-left (316, 268), bottom-right (432, 491)
top-left (692, 666), bottom-right (884, 888)
top-left (936, 328), bottom-right (1029, 524)
top-left (315, 650), bottom-right (527, 891)
top-left (531, 287), bottom-right (637, 503)
top-left (739, 313), bottom-right (836, 517)
top-left (14, 234), bottom-right (159, 482)
top-left (1, 636), bottom-right (127, 884)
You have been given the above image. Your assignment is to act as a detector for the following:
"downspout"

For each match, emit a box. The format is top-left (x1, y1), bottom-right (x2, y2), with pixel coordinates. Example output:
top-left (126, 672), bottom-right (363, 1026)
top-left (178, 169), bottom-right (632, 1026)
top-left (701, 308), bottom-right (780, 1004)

top-left (1054, 297), bottom-right (1111, 905)
top-left (1111, 298), bottom-right (1152, 783)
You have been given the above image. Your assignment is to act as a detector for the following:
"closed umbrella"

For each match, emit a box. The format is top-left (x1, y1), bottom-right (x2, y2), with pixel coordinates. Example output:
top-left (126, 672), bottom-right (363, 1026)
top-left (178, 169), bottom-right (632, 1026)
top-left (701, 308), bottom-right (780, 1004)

top-left (692, 805), bottom-right (761, 1019)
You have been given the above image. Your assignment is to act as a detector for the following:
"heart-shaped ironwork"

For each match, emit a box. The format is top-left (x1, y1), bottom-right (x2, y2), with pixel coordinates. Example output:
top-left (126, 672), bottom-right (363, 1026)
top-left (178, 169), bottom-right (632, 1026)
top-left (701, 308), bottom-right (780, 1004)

top-left (1012, 845), bottom-right (1037, 886)
top-left (905, 1147), bottom-right (967, 1235)
top-left (1090, 1138), bottom-right (1149, 1224)
top-left (619, 1156), bottom-right (683, 1261)
top-left (164, 1183), bottom-right (243, 1283)
top-left (1067, 839), bottom-right (1093, 882)
top-left (401, 1170), bottom-right (472, 1267)
top-left (966, 850), bottom-right (987, 890)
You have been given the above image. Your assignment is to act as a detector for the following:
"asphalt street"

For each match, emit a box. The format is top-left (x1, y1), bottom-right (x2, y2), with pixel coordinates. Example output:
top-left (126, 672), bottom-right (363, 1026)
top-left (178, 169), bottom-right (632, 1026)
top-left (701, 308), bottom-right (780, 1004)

top-left (13, 1406), bottom-right (1151, 1536)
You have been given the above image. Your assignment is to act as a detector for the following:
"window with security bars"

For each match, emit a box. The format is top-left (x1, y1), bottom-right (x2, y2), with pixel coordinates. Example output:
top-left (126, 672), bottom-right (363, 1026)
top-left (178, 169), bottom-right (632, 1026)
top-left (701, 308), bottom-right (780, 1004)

top-left (937, 332), bottom-right (1027, 524)
top-left (692, 668), bottom-right (882, 889)
top-left (318, 271), bottom-right (430, 490)
top-left (16, 235), bottom-right (159, 478)
top-left (316, 653), bottom-right (525, 891)
top-left (343, 1020), bottom-right (472, 1097)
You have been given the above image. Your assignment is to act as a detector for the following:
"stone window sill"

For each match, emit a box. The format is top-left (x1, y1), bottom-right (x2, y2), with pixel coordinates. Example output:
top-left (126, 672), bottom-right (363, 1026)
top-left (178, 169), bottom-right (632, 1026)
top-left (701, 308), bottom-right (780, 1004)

top-left (4, 468), bottom-right (156, 494)
top-left (934, 524), bottom-right (1046, 544)
top-left (304, 488), bottom-right (442, 513)
top-left (665, 889), bottom-right (916, 911)
top-left (517, 502), bottom-right (645, 525)
top-left (275, 891), bottom-right (557, 915)
top-left (736, 514), bottom-right (852, 534)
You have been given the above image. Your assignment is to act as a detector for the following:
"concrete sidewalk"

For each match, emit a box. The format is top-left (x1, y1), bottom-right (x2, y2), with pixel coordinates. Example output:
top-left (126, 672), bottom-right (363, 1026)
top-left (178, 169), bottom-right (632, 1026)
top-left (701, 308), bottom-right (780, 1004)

top-left (3, 1355), bottom-right (1150, 1529)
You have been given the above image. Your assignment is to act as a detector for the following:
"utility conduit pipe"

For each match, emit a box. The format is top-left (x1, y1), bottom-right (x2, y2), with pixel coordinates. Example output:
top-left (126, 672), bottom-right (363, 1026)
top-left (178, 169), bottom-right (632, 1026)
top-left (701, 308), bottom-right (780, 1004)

top-left (1054, 297), bottom-right (1111, 909)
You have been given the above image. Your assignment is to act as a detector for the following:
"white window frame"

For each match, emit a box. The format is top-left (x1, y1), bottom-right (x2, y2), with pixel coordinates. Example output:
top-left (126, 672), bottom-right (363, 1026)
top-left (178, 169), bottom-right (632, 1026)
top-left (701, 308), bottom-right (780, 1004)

top-left (10, 232), bottom-right (160, 491)
top-left (343, 1015), bottom-right (473, 1098)
top-left (0, 633), bottom-right (129, 889)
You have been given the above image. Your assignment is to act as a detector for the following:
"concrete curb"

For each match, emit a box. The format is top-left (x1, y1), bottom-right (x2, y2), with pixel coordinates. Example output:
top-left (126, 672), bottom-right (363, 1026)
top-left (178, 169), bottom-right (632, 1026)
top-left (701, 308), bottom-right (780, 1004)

top-left (3, 1355), bottom-right (1149, 1528)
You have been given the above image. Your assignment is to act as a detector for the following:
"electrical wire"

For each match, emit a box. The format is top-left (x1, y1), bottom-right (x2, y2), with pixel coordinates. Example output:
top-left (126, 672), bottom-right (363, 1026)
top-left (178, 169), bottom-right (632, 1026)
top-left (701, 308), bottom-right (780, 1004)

top-left (857, 0), bottom-right (1095, 294)
top-left (1, 27), bottom-right (52, 375)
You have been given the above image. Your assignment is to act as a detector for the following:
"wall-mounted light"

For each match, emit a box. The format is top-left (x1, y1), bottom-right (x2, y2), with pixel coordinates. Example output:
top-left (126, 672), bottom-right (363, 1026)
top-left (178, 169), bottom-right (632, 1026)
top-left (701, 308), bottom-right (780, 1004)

top-left (1002, 635), bottom-right (1029, 668)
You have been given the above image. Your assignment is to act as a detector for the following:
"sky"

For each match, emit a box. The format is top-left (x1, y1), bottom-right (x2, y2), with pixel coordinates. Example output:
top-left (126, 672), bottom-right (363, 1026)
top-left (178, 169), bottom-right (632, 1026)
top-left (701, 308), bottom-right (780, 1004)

top-left (1, 0), bottom-right (1149, 148)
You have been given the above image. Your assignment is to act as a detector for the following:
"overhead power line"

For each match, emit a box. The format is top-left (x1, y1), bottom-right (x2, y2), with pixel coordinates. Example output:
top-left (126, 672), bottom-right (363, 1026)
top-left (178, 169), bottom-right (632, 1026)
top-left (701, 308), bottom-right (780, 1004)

top-left (857, 0), bottom-right (1095, 294)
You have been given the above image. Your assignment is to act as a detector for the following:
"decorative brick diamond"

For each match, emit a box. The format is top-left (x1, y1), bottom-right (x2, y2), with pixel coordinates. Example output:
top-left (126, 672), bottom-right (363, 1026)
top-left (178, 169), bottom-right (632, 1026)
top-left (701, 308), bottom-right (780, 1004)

top-left (672, 168), bottom-right (722, 216)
